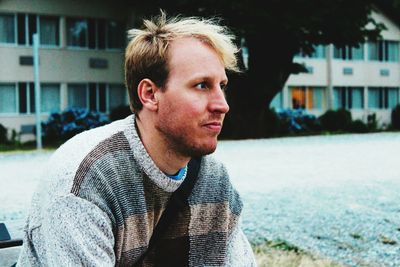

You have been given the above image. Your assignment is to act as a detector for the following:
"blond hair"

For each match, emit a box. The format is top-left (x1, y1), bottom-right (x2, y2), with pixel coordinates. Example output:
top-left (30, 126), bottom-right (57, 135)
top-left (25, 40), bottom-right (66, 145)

top-left (125, 11), bottom-right (239, 112)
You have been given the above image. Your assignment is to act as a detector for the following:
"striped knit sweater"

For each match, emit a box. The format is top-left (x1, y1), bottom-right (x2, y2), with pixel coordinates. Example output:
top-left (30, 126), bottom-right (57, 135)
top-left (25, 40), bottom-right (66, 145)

top-left (17, 115), bottom-right (256, 266)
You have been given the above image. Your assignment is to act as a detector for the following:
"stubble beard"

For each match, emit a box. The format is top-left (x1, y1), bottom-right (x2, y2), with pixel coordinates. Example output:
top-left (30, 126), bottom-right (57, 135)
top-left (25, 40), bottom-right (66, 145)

top-left (156, 123), bottom-right (218, 158)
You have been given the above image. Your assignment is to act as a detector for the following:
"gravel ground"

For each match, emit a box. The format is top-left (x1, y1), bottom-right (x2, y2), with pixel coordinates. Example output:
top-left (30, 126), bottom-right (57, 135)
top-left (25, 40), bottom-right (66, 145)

top-left (1, 133), bottom-right (399, 266)
top-left (214, 133), bottom-right (400, 267)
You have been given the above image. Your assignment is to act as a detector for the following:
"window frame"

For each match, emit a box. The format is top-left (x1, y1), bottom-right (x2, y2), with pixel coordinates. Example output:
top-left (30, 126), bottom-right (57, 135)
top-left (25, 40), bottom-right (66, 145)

top-left (66, 17), bottom-right (89, 49)
top-left (0, 83), bottom-right (18, 115)
top-left (40, 83), bottom-right (61, 113)
top-left (66, 17), bottom-right (124, 51)
top-left (38, 15), bottom-right (61, 48)
top-left (67, 83), bottom-right (89, 108)
top-left (0, 13), bottom-right (18, 46)
top-left (333, 86), bottom-right (364, 110)
top-left (290, 86), bottom-right (326, 110)
top-left (368, 40), bottom-right (400, 62)
top-left (294, 45), bottom-right (326, 59)
top-left (108, 83), bottom-right (127, 112)
top-left (333, 44), bottom-right (364, 61)
top-left (368, 87), bottom-right (399, 109)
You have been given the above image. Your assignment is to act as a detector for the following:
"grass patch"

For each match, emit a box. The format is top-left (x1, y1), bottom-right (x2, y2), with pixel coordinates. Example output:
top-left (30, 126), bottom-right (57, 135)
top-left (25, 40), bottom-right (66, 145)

top-left (379, 235), bottom-right (397, 245)
top-left (0, 142), bottom-right (36, 152)
top-left (350, 233), bottom-right (363, 240)
top-left (252, 240), bottom-right (345, 267)
top-left (0, 141), bottom-right (62, 153)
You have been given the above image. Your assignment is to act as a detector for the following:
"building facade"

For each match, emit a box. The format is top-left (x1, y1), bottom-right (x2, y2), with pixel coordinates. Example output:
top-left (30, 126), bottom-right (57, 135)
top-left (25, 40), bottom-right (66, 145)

top-left (271, 9), bottom-right (400, 127)
top-left (0, 0), bottom-right (133, 141)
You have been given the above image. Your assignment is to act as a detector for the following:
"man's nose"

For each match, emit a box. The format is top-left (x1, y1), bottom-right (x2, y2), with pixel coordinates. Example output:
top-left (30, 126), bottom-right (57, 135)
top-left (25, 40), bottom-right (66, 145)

top-left (209, 88), bottom-right (230, 114)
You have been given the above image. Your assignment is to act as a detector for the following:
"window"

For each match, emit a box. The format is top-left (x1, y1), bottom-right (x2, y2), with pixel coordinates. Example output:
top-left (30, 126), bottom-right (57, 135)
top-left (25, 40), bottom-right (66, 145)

top-left (89, 83), bottom-right (107, 112)
top-left (0, 14), bottom-right (15, 44)
top-left (68, 84), bottom-right (88, 108)
top-left (292, 87), bottom-right (306, 109)
top-left (18, 82), bottom-right (35, 114)
top-left (1, 83), bottom-right (60, 114)
top-left (39, 16), bottom-right (59, 46)
top-left (368, 41), bottom-right (399, 62)
top-left (2, 13), bottom-right (60, 46)
top-left (107, 21), bottom-right (124, 49)
top-left (291, 86), bottom-right (326, 110)
top-left (333, 87), bottom-right (363, 109)
top-left (368, 87), bottom-right (399, 109)
top-left (334, 44), bottom-right (364, 60)
top-left (41, 84), bottom-right (60, 112)
top-left (109, 84), bottom-right (127, 110)
top-left (66, 18), bottom-right (88, 47)
top-left (27, 14), bottom-right (37, 45)
top-left (0, 84), bottom-right (17, 113)
top-left (69, 17), bottom-right (124, 49)
top-left (295, 45), bottom-right (326, 59)
top-left (16, 14), bottom-right (38, 46)
top-left (90, 83), bottom-right (126, 112)
top-left (311, 87), bottom-right (325, 109)
top-left (68, 83), bottom-right (126, 112)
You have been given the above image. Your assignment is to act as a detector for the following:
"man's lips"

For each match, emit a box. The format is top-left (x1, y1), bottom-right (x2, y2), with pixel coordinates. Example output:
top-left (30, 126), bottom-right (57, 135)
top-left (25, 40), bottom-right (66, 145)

top-left (202, 122), bottom-right (223, 132)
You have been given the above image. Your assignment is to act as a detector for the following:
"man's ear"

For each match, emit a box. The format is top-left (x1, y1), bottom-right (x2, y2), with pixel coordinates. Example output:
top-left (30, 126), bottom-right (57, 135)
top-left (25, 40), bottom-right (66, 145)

top-left (137, 79), bottom-right (159, 111)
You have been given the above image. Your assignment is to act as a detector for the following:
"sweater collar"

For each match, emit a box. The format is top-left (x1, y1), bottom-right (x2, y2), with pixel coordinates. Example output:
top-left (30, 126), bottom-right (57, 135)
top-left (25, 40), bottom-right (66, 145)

top-left (123, 114), bottom-right (186, 192)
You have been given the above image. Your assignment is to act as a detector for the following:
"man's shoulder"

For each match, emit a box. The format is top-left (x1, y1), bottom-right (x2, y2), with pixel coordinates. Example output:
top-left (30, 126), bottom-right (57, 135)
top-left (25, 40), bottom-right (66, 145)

top-left (191, 155), bottom-right (243, 215)
top-left (52, 116), bottom-right (132, 165)
top-left (200, 155), bottom-right (226, 172)
top-left (39, 116), bottom-right (134, 194)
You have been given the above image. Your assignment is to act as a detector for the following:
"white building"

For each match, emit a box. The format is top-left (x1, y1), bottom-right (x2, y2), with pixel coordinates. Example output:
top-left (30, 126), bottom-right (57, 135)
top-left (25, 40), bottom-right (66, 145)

top-left (271, 9), bottom-right (400, 127)
top-left (0, 0), bottom-right (133, 141)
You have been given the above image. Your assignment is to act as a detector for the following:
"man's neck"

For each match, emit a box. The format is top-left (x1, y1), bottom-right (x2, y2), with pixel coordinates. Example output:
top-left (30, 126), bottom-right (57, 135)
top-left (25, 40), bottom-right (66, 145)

top-left (135, 116), bottom-right (190, 176)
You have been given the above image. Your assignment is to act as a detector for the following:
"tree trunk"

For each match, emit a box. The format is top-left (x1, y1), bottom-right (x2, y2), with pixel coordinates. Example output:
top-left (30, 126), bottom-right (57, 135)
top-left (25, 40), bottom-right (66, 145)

top-left (223, 33), bottom-right (296, 139)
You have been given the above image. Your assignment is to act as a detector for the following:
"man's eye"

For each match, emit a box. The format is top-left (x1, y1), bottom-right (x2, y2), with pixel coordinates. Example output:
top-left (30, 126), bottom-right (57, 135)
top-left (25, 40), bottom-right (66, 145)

top-left (220, 83), bottom-right (228, 91)
top-left (195, 82), bottom-right (208, 90)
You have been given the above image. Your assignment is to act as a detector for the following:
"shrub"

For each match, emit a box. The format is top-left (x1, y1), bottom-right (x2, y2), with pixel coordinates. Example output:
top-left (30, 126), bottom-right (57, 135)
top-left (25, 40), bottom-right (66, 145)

top-left (391, 105), bottom-right (400, 130)
top-left (42, 107), bottom-right (110, 144)
top-left (276, 109), bottom-right (320, 134)
top-left (109, 105), bottom-right (132, 121)
top-left (367, 113), bottom-right (378, 131)
top-left (0, 124), bottom-right (8, 144)
top-left (319, 109), bottom-right (352, 132)
top-left (349, 119), bottom-right (369, 133)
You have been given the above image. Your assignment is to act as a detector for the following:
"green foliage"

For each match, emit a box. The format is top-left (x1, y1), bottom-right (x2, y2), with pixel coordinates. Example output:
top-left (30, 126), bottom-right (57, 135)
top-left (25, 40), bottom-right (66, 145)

top-left (42, 108), bottom-right (110, 144)
top-left (109, 105), bottom-right (132, 121)
top-left (349, 120), bottom-right (369, 133)
top-left (391, 104), bottom-right (400, 130)
top-left (252, 238), bottom-right (303, 254)
top-left (267, 239), bottom-right (302, 253)
top-left (367, 113), bottom-right (378, 131)
top-left (276, 109), bottom-right (321, 135)
top-left (0, 124), bottom-right (7, 144)
top-left (319, 109), bottom-right (352, 132)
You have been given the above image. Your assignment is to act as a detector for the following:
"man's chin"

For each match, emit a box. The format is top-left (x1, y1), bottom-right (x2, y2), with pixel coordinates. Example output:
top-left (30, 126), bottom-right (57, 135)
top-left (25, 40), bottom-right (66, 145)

top-left (188, 141), bottom-right (218, 157)
top-left (192, 142), bottom-right (217, 157)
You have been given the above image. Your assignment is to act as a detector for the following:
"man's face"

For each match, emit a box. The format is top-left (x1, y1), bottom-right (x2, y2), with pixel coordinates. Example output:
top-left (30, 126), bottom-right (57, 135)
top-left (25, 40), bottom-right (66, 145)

top-left (154, 37), bottom-right (229, 157)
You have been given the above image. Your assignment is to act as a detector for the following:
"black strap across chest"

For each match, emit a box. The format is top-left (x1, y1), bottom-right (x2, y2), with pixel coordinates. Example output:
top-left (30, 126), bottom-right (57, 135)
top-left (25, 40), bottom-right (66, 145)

top-left (135, 157), bottom-right (201, 265)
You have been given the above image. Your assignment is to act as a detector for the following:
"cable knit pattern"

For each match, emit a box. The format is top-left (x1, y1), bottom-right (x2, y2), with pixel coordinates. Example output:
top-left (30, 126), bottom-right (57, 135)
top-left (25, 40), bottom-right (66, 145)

top-left (17, 115), bottom-right (256, 266)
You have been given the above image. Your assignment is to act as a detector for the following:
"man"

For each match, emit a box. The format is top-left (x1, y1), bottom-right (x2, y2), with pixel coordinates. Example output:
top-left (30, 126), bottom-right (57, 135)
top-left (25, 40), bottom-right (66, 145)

top-left (18, 13), bottom-right (256, 266)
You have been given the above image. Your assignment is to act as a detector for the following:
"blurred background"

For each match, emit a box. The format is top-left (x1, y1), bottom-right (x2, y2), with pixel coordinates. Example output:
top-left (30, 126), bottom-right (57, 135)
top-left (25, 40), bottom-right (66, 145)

top-left (1, 0), bottom-right (400, 266)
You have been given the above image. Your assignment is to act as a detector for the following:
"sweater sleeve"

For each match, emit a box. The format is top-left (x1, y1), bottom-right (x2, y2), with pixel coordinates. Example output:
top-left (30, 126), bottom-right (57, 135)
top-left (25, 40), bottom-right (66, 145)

top-left (31, 194), bottom-right (115, 266)
top-left (225, 222), bottom-right (257, 267)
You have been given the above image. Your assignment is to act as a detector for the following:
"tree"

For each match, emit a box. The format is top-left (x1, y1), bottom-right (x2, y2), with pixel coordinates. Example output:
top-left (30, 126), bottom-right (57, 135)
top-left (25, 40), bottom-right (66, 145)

top-left (129, 0), bottom-right (386, 138)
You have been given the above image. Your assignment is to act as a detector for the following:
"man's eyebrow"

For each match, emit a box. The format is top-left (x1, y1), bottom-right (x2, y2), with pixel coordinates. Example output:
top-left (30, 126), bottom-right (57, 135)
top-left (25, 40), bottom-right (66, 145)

top-left (189, 74), bottom-right (228, 83)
